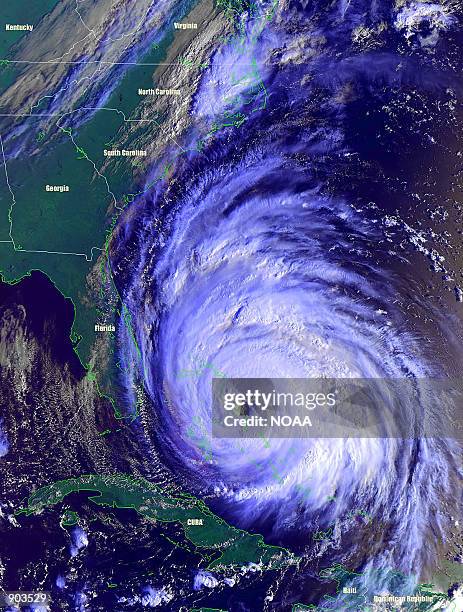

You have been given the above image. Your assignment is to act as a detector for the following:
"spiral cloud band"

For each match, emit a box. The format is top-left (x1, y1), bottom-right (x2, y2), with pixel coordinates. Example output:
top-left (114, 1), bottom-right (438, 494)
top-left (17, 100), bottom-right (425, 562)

top-left (112, 0), bottom-right (462, 598)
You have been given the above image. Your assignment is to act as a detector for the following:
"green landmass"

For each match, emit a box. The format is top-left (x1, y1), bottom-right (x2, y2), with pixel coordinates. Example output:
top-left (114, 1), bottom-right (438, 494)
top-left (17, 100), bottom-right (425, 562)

top-left (16, 473), bottom-right (297, 571)
top-left (190, 608), bottom-right (228, 611)
top-left (60, 509), bottom-right (79, 527)
top-left (431, 559), bottom-right (463, 592)
top-left (0, 0), bottom-right (275, 421)
top-left (292, 563), bottom-right (454, 611)
top-left (0, 29), bottom-right (172, 373)
top-left (0, 5), bottom-right (195, 415)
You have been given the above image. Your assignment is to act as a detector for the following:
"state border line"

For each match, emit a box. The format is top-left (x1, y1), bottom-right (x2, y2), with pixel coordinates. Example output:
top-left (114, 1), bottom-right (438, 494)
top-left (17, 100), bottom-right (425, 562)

top-left (0, 0), bottom-right (273, 263)
top-left (0, 128), bottom-right (105, 261)
top-left (0, 102), bottom-right (189, 259)
top-left (0, 106), bottom-right (187, 153)
top-left (0, 59), bottom-right (253, 67)
top-left (0, 243), bottom-right (103, 262)
top-left (0, 132), bottom-right (16, 246)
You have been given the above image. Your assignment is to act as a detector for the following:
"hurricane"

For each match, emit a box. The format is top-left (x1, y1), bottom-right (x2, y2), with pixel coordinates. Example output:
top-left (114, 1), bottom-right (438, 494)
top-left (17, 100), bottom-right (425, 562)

top-left (104, 0), bottom-right (463, 604)
top-left (113, 88), bottom-right (455, 589)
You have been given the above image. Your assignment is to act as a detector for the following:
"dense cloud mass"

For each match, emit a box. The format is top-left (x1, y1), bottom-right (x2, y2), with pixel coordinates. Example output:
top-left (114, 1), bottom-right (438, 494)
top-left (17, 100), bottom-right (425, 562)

top-left (113, 0), bottom-right (463, 599)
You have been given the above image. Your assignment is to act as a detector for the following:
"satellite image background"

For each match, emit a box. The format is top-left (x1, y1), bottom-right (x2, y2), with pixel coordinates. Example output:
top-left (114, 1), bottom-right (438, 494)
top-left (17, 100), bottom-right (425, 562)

top-left (0, 0), bottom-right (463, 610)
